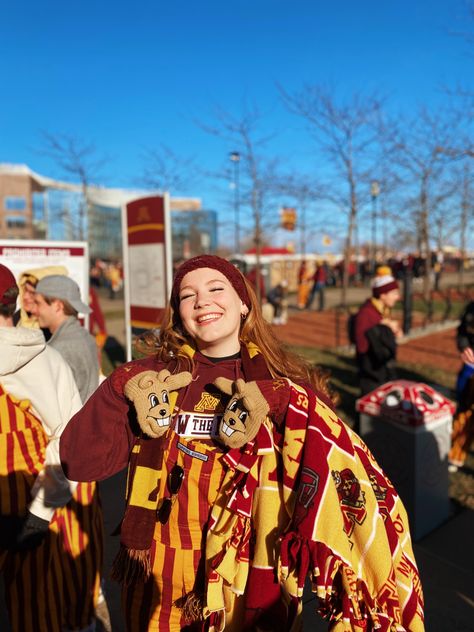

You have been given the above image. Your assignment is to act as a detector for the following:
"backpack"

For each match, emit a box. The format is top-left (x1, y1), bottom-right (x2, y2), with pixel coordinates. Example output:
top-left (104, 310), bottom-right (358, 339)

top-left (347, 313), bottom-right (357, 345)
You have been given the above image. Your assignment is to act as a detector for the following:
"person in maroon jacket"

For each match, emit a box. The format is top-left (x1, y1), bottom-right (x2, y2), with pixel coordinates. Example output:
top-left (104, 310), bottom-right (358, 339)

top-left (354, 268), bottom-right (401, 395)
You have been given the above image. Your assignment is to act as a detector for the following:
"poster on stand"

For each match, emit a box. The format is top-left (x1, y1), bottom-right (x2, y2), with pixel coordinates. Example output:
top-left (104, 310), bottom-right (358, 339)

top-left (0, 239), bottom-right (90, 328)
top-left (122, 194), bottom-right (172, 361)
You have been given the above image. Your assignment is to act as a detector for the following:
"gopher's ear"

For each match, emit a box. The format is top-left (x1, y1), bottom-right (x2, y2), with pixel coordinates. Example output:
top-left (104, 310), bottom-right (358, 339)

top-left (213, 377), bottom-right (234, 395)
top-left (165, 371), bottom-right (193, 391)
top-left (124, 370), bottom-right (159, 401)
top-left (157, 369), bottom-right (171, 383)
top-left (233, 378), bottom-right (246, 396)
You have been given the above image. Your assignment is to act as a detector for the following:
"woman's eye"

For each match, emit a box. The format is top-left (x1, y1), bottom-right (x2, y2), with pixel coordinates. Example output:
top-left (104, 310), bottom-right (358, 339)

top-left (180, 293), bottom-right (195, 300)
top-left (210, 286), bottom-right (224, 292)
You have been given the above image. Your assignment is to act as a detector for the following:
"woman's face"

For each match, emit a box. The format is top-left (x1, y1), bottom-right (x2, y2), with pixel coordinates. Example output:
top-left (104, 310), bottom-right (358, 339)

top-left (178, 267), bottom-right (248, 357)
top-left (22, 281), bottom-right (37, 312)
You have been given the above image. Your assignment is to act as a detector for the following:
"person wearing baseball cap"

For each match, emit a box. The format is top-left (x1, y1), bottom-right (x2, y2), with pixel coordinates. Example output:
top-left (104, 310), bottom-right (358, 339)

top-left (32, 274), bottom-right (110, 629)
top-left (353, 265), bottom-right (402, 396)
top-left (34, 275), bottom-right (98, 404)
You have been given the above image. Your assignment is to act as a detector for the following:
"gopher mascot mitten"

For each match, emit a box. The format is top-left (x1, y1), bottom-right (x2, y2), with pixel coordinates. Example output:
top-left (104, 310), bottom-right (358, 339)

top-left (124, 369), bottom-right (192, 438)
top-left (213, 377), bottom-right (291, 449)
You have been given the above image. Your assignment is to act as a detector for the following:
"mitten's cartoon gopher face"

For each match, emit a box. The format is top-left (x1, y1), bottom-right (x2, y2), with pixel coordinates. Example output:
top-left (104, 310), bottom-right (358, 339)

top-left (213, 377), bottom-right (270, 449)
top-left (147, 390), bottom-right (171, 429)
top-left (124, 369), bottom-right (192, 438)
top-left (220, 398), bottom-right (249, 441)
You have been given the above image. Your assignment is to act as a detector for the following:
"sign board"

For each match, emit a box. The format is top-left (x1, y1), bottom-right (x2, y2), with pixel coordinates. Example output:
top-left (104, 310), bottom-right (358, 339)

top-left (122, 195), bottom-right (172, 361)
top-left (0, 239), bottom-right (90, 327)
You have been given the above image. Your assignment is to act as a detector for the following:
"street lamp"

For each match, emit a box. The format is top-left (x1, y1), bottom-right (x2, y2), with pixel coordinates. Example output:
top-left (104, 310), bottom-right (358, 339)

top-left (229, 151), bottom-right (241, 253)
top-left (370, 180), bottom-right (380, 273)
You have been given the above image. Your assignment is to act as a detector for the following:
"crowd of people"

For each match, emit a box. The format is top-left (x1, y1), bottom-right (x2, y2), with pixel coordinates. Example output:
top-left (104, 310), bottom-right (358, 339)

top-left (0, 255), bottom-right (427, 631)
top-left (3, 248), bottom-right (474, 631)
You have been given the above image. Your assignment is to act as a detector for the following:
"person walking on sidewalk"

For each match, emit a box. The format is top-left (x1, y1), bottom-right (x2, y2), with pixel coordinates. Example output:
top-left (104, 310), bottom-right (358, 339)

top-left (306, 260), bottom-right (327, 310)
top-left (60, 255), bottom-right (423, 632)
top-left (354, 267), bottom-right (402, 396)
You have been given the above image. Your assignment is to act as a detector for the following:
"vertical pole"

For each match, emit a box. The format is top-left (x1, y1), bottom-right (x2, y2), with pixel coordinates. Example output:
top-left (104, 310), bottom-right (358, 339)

top-left (403, 268), bottom-right (412, 335)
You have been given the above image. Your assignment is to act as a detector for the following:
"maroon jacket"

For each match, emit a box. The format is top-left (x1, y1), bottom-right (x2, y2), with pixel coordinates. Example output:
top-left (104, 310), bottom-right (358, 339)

top-left (354, 299), bottom-right (397, 394)
top-left (354, 299), bottom-right (383, 354)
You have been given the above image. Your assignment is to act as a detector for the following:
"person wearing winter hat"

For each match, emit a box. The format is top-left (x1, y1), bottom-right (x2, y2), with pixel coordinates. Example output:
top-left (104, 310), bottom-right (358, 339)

top-left (60, 255), bottom-right (423, 632)
top-left (353, 266), bottom-right (402, 396)
top-left (0, 263), bottom-right (88, 631)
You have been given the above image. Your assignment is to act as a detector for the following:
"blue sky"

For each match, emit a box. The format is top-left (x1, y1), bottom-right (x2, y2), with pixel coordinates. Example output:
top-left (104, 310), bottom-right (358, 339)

top-left (1, 0), bottom-right (473, 249)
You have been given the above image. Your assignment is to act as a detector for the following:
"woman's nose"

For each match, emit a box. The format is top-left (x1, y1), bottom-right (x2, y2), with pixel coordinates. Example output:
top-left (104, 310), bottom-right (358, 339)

top-left (194, 292), bottom-right (210, 308)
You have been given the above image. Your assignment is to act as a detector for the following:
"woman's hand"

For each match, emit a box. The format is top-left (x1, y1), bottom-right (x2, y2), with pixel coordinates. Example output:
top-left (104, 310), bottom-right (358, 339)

top-left (461, 347), bottom-right (474, 366)
top-left (381, 318), bottom-right (402, 338)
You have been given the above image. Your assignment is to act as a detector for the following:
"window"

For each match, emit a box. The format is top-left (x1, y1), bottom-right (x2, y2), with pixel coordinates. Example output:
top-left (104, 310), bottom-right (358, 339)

top-left (4, 196), bottom-right (27, 211)
top-left (6, 215), bottom-right (27, 229)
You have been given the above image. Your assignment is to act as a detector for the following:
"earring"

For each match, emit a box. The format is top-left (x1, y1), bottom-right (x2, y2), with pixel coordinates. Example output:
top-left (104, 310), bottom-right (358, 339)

top-left (241, 312), bottom-right (247, 320)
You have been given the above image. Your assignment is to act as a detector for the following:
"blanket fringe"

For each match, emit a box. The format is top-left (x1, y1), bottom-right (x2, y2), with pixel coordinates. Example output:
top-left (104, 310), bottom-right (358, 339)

top-left (110, 544), bottom-right (152, 585)
top-left (279, 533), bottom-right (417, 632)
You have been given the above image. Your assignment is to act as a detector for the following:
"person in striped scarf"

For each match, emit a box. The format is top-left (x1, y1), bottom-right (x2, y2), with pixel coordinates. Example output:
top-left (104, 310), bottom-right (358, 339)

top-left (60, 255), bottom-right (424, 631)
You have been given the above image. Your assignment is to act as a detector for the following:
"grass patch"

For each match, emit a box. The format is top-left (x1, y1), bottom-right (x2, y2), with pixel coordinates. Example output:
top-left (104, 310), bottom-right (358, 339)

top-left (289, 344), bottom-right (456, 428)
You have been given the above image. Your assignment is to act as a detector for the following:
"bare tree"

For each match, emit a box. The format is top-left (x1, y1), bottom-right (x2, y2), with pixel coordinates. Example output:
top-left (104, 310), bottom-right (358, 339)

top-left (198, 105), bottom-right (282, 302)
top-left (280, 84), bottom-right (386, 305)
top-left (39, 132), bottom-right (106, 241)
top-left (386, 106), bottom-right (463, 296)
top-left (140, 144), bottom-right (197, 193)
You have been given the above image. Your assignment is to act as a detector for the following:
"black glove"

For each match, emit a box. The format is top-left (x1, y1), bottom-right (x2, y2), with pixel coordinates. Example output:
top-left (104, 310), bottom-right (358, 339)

top-left (14, 511), bottom-right (50, 552)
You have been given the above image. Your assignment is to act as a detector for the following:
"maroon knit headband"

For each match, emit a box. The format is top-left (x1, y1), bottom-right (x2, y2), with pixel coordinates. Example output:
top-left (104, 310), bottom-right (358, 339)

top-left (171, 255), bottom-right (251, 311)
top-left (372, 279), bottom-right (399, 298)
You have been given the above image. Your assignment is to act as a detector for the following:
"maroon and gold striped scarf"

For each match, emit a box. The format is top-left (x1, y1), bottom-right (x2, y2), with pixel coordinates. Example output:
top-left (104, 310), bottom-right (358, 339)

top-left (111, 343), bottom-right (271, 585)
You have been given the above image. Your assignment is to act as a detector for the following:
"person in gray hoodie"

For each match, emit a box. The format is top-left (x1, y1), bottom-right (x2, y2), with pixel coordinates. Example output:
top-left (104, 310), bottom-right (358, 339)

top-left (0, 263), bottom-right (83, 631)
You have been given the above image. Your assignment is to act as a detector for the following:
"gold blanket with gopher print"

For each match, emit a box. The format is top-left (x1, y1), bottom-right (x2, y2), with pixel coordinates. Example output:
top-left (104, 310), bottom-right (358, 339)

top-left (203, 380), bottom-right (424, 632)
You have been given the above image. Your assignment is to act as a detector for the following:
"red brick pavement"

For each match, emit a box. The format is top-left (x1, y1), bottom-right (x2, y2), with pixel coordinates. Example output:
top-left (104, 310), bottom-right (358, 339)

top-left (274, 309), bottom-right (460, 375)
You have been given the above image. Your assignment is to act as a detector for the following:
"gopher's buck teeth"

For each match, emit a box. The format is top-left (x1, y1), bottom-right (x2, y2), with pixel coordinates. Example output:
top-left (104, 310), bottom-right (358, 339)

top-left (148, 416), bottom-right (170, 427)
top-left (222, 422), bottom-right (234, 436)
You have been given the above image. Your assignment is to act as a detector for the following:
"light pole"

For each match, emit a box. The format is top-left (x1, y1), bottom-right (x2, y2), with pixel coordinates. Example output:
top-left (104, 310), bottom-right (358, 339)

top-left (229, 151), bottom-right (241, 253)
top-left (370, 180), bottom-right (380, 273)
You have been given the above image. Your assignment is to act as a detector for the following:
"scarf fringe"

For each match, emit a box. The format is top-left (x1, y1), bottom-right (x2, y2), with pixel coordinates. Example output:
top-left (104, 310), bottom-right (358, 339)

top-left (177, 591), bottom-right (206, 623)
top-left (110, 544), bottom-right (152, 585)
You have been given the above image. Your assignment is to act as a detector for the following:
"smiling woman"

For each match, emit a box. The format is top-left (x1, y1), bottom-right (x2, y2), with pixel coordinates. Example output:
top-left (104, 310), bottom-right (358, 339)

top-left (60, 254), bottom-right (425, 632)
